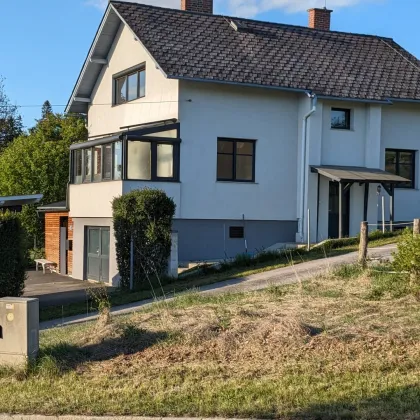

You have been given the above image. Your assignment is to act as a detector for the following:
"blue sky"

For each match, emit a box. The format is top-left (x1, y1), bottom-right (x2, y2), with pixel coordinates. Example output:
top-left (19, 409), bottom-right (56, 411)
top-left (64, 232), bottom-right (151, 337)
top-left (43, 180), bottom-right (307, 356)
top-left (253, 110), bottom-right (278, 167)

top-left (1, 0), bottom-right (419, 129)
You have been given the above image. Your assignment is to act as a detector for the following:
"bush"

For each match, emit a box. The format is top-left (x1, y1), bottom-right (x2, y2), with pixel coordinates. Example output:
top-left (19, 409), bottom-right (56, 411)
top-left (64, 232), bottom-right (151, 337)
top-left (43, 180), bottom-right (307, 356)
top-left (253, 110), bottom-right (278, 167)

top-left (0, 212), bottom-right (26, 297)
top-left (112, 189), bottom-right (176, 290)
top-left (392, 228), bottom-right (420, 274)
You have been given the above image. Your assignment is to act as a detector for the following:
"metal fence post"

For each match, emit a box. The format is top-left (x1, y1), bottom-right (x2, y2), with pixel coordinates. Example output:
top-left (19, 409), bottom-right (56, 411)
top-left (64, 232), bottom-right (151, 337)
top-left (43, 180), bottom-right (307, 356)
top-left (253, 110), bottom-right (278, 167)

top-left (382, 196), bottom-right (385, 233)
top-left (130, 234), bottom-right (134, 291)
top-left (307, 208), bottom-right (311, 251)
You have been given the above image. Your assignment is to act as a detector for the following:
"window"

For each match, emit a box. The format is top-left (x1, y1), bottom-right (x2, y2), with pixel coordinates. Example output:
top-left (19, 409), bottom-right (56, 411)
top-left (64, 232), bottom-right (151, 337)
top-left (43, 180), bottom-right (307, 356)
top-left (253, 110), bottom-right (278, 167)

top-left (385, 149), bottom-right (416, 189)
top-left (217, 138), bottom-right (255, 182)
top-left (74, 150), bottom-right (83, 184)
top-left (93, 146), bottom-right (102, 182)
top-left (83, 149), bottom-right (92, 182)
top-left (229, 226), bottom-right (244, 239)
top-left (114, 141), bottom-right (122, 180)
top-left (103, 144), bottom-right (112, 180)
top-left (114, 66), bottom-right (146, 105)
top-left (127, 141), bottom-right (178, 181)
top-left (331, 108), bottom-right (351, 130)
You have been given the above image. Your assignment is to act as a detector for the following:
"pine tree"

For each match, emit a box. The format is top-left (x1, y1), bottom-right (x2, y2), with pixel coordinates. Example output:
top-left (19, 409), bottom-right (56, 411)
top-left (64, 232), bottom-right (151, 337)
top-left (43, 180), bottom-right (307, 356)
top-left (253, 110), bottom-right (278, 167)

top-left (41, 100), bottom-right (53, 119)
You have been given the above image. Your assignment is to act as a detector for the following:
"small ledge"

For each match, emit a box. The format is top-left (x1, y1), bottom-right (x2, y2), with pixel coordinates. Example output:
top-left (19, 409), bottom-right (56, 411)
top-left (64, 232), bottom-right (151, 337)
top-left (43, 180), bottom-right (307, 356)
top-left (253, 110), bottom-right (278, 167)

top-left (216, 181), bottom-right (259, 185)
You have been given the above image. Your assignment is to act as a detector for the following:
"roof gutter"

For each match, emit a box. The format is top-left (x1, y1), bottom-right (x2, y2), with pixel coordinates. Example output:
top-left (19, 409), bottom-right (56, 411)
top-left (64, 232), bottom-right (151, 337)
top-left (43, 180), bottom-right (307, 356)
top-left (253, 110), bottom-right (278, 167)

top-left (298, 92), bottom-right (317, 243)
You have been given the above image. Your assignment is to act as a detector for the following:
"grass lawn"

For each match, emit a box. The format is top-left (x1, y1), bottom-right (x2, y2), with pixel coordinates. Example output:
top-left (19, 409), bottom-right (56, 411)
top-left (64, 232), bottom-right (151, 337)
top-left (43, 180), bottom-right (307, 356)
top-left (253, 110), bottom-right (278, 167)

top-left (3, 259), bottom-right (420, 419)
top-left (39, 233), bottom-right (401, 323)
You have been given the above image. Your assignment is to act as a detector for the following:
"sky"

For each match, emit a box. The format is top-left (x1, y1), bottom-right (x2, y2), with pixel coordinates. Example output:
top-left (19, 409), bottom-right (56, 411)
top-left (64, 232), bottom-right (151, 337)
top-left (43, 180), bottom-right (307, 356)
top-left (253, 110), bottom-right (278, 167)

top-left (1, 0), bottom-right (420, 129)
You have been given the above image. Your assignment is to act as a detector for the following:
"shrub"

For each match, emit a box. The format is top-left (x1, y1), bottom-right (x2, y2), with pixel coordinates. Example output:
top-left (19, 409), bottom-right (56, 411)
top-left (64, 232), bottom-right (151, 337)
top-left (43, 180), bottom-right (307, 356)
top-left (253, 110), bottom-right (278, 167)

top-left (393, 228), bottom-right (420, 275)
top-left (0, 212), bottom-right (26, 297)
top-left (112, 188), bottom-right (176, 290)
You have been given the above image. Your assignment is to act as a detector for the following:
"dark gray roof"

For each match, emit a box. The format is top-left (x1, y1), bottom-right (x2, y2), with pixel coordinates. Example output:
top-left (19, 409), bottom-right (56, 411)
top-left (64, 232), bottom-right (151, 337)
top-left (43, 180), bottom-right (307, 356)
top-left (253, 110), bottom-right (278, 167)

top-left (37, 201), bottom-right (67, 212)
top-left (109, 1), bottom-right (420, 103)
top-left (311, 166), bottom-right (409, 183)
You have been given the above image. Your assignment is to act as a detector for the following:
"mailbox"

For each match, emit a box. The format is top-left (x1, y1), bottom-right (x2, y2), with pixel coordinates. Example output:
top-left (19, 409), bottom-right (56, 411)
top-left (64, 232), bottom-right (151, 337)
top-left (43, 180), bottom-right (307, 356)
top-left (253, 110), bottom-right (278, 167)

top-left (0, 297), bottom-right (39, 367)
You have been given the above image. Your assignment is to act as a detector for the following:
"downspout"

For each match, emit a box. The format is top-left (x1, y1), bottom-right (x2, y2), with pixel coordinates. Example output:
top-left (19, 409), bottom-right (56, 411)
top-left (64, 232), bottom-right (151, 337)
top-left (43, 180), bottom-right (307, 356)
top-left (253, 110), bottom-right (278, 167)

top-left (66, 150), bottom-right (72, 211)
top-left (298, 93), bottom-right (318, 242)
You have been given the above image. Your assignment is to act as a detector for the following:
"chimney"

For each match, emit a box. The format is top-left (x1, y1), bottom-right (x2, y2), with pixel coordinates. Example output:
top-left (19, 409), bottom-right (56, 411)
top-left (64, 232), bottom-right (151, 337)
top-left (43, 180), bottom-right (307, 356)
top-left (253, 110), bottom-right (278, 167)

top-left (308, 8), bottom-right (333, 30)
top-left (181, 0), bottom-right (213, 14)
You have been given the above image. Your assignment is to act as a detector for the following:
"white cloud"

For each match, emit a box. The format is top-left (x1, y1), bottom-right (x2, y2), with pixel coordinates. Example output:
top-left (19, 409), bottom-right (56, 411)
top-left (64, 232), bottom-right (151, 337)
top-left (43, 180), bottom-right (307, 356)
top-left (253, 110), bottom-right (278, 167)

top-left (86, 0), bottom-right (180, 10)
top-left (222, 0), bottom-right (382, 17)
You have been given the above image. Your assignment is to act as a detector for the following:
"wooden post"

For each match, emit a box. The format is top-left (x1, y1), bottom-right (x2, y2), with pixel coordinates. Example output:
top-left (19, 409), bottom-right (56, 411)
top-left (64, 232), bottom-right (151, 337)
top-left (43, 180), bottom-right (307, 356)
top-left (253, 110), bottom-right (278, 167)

top-left (359, 221), bottom-right (368, 268)
top-left (414, 219), bottom-right (420, 236)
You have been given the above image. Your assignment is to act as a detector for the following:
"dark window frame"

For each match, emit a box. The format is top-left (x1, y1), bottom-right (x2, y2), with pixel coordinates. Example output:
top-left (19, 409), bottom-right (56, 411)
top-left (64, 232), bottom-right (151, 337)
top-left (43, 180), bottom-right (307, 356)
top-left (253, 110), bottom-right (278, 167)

top-left (126, 140), bottom-right (180, 182)
top-left (217, 138), bottom-right (256, 182)
top-left (331, 108), bottom-right (351, 130)
top-left (385, 148), bottom-right (416, 189)
top-left (113, 64), bottom-right (146, 106)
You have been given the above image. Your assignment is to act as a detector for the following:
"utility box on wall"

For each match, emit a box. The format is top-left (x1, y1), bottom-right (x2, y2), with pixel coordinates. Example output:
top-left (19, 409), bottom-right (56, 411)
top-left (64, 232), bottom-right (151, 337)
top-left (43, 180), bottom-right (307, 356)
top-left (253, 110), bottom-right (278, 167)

top-left (0, 297), bottom-right (39, 367)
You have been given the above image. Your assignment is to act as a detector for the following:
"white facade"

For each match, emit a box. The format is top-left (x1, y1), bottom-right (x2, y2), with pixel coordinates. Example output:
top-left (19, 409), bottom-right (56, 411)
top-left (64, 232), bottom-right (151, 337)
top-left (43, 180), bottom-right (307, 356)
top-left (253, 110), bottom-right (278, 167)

top-left (68, 18), bottom-right (420, 283)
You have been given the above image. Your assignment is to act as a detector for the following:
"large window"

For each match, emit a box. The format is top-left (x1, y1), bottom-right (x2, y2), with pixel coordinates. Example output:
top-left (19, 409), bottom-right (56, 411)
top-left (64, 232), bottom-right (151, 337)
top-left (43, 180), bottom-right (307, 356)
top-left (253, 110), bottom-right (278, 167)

top-left (71, 123), bottom-right (180, 184)
top-left (114, 66), bottom-right (146, 105)
top-left (217, 138), bottom-right (255, 182)
top-left (127, 141), bottom-right (178, 181)
top-left (331, 108), bottom-right (351, 130)
top-left (385, 149), bottom-right (416, 189)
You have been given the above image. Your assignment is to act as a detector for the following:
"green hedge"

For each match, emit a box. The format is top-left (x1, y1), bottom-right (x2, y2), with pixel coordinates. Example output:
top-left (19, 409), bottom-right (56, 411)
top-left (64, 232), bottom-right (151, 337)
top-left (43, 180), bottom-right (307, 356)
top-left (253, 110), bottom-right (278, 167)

top-left (112, 189), bottom-right (176, 290)
top-left (0, 212), bottom-right (26, 297)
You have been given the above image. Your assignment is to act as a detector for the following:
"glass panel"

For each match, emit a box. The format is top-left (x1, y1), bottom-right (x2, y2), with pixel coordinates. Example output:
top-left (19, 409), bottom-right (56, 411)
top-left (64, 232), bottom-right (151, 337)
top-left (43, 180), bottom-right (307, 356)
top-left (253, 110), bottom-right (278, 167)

top-left (127, 141), bottom-right (151, 180)
top-left (217, 154), bottom-right (233, 179)
top-left (236, 141), bottom-right (254, 155)
top-left (113, 142), bottom-right (122, 180)
top-left (331, 109), bottom-right (349, 129)
top-left (93, 146), bottom-right (102, 182)
top-left (157, 144), bottom-right (174, 178)
top-left (83, 148), bottom-right (92, 182)
top-left (101, 229), bottom-right (110, 257)
top-left (399, 152), bottom-right (413, 165)
top-left (127, 73), bottom-right (138, 101)
top-left (116, 77), bottom-right (127, 104)
top-left (74, 150), bottom-right (83, 184)
top-left (103, 144), bottom-right (112, 180)
top-left (218, 140), bottom-right (233, 154)
top-left (144, 129), bottom-right (177, 138)
top-left (139, 70), bottom-right (146, 97)
top-left (88, 228), bottom-right (100, 255)
top-left (385, 151), bottom-right (397, 173)
top-left (236, 155), bottom-right (253, 181)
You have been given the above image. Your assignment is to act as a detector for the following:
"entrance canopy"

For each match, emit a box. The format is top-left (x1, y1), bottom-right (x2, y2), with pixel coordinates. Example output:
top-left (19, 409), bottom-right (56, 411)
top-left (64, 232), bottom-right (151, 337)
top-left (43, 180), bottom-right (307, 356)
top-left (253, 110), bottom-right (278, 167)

top-left (310, 165), bottom-right (409, 184)
top-left (311, 165), bottom-right (409, 238)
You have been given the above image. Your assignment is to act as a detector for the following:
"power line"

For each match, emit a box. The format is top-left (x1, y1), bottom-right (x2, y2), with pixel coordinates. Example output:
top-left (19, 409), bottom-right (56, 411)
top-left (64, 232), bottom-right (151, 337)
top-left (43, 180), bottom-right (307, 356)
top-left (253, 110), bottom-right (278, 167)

top-left (0, 99), bottom-right (182, 109)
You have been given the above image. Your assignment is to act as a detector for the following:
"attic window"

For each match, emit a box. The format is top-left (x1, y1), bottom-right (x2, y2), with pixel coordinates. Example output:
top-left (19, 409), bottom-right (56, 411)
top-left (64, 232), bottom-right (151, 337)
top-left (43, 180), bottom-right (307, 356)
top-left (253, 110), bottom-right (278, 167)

top-left (114, 65), bottom-right (146, 105)
top-left (229, 20), bottom-right (248, 32)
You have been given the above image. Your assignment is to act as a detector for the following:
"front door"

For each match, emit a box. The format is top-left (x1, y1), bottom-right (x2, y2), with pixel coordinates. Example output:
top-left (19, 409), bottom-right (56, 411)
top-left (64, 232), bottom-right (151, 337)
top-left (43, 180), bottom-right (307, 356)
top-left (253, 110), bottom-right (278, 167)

top-left (328, 182), bottom-right (350, 238)
top-left (86, 227), bottom-right (110, 282)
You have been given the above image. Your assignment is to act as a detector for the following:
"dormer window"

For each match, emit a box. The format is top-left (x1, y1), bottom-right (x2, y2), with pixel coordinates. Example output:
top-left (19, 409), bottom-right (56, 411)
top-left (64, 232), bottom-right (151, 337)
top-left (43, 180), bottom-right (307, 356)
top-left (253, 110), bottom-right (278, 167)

top-left (114, 65), bottom-right (145, 105)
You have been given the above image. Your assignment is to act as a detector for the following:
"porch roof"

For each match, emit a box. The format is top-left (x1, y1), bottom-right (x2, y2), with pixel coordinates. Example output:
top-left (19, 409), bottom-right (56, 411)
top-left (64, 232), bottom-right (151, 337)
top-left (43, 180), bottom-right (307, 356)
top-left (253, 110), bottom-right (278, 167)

top-left (0, 194), bottom-right (43, 208)
top-left (37, 201), bottom-right (68, 212)
top-left (310, 165), bottom-right (409, 184)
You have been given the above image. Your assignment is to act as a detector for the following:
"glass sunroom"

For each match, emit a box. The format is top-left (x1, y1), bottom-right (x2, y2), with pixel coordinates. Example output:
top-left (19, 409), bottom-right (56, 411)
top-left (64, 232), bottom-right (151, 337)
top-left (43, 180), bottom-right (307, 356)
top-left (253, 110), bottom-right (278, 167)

top-left (70, 119), bottom-right (181, 184)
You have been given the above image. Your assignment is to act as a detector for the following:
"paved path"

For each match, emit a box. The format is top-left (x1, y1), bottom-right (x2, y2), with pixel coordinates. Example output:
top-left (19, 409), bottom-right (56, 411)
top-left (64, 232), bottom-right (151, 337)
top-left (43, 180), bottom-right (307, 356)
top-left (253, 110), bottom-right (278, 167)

top-left (25, 270), bottom-right (113, 308)
top-left (40, 244), bottom-right (396, 331)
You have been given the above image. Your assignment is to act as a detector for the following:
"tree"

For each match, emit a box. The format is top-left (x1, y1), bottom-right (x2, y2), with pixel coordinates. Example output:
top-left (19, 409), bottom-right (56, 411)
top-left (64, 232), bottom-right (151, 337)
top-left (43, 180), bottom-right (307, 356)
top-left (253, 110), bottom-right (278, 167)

top-left (41, 100), bottom-right (53, 119)
top-left (0, 112), bottom-right (87, 246)
top-left (0, 77), bottom-right (23, 148)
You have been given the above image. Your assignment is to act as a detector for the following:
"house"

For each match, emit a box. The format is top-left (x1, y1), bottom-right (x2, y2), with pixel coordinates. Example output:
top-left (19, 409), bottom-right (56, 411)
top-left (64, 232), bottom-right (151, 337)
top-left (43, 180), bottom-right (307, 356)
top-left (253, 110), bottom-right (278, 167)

top-left (63, 0), bottom-right (420, 285)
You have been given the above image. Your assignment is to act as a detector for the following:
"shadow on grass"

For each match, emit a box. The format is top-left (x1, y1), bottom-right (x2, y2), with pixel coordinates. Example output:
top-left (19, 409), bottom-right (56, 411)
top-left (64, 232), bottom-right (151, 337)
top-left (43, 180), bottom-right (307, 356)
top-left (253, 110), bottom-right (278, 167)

top-left (34, 326), bottom-right (168, 376)
top-left (291, 384), bottom-right (420, 420)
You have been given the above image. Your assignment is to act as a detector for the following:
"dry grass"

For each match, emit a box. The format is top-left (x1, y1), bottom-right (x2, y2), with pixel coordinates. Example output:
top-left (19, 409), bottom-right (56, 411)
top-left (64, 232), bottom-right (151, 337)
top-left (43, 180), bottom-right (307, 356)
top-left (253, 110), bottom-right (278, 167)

top-left (1, 265), bottom-right (420, 419)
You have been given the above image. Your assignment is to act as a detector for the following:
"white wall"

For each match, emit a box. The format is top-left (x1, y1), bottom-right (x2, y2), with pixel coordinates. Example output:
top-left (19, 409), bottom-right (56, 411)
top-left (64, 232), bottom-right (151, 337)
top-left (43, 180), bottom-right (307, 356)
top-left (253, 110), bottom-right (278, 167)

top-left (88, 24), bottom-right (179, 137)
top-left (381, 103), bottom-right (420, 221)
top-left (69, 181), bottom-right (123, 218)
top-left (178, 81), bottom-right (299, 221)
top-left (321, 102), bottom-right (367, 166)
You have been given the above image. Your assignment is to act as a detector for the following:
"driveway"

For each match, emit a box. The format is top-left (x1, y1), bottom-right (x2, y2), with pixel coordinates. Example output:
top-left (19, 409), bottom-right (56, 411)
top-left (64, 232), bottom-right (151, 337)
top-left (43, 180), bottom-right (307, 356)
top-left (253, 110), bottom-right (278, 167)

top-left (25, 270), bottom-right (111, 308)
top-left (41, 244), bottom-right (396, 330)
